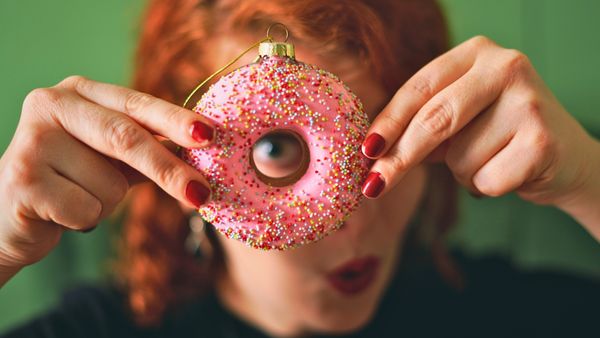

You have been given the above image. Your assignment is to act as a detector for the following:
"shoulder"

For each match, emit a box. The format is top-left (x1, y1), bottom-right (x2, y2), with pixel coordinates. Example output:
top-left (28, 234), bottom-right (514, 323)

top-left (456, 253), bottom-right (600, 336)
top-left (1, 283), bottom-right (139, 338)
top-left (373, 250), bottom-right (600, 337)
top-left (1, 283), bottom-right (232, 338)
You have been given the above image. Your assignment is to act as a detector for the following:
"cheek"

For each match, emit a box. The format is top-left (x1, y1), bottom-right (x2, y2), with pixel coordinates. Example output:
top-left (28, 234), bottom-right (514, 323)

top-left (368, 166), bottom-right (428, 239)
top-left (303, 166), bottom-right (428, 259)
top-left (221, 237), bottom-right (320, 301)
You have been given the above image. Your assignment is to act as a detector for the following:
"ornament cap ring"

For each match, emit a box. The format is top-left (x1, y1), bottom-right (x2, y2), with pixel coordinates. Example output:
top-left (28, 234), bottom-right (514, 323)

top-left (183, 23), bottom-right (292, 109)
top-left (266, 22), bottom-right (289, 42)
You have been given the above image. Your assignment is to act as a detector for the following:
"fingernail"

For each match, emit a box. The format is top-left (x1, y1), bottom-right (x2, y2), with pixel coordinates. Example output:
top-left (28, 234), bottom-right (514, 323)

top-left (362, 133), bottom-right (386, 158)
top-left (362, 171), bottom-right (385, 199)
top-left (190, 121), bottom-right (214, 143)
top-left (186, 180), bottom-right (211, 208)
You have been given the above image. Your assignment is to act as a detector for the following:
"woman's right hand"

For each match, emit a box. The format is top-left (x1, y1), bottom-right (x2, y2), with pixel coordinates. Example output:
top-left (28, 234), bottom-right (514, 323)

top-left (0, 76), bottom-right (214, 286)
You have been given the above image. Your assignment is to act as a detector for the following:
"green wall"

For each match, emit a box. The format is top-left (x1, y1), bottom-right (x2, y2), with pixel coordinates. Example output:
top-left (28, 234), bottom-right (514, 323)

top-left (0, 0), bottom-right (145, 330)
top-left (439, 0), bottom-right (600, 277)
top-left (0, 0), bottom-right (599, 332)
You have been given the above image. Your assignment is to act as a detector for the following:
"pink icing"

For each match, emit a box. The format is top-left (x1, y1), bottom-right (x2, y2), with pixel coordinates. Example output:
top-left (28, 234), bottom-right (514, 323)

top-left (182, 56), bottom-right (371, 250)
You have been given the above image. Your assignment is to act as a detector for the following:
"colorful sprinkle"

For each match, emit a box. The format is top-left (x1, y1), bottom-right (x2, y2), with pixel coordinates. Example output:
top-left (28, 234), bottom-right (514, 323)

top-left (182, 56), bottom-right (370, 250)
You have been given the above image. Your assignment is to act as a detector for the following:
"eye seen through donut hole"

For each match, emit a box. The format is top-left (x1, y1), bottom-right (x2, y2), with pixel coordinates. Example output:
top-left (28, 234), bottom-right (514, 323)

top-left (250, 129), bottom-right (310, 187)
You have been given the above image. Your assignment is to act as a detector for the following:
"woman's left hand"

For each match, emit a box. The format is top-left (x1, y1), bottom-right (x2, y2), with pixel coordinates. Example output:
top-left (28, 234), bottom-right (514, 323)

top-left (361, 35), bottom-right (600, 240)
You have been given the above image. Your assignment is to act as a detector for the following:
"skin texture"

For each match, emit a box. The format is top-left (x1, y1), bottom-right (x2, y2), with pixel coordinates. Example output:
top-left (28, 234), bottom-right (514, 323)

top-left (0, 32), bottom-right (598, 337)
top-left (0, 76), bottom-right (215, 284)
top-left (362, 36), bottom-right (600, 238)
top-left (184, 34), bottom-right (600, 336)
top-left (201, 35), bottom-right (426, 336)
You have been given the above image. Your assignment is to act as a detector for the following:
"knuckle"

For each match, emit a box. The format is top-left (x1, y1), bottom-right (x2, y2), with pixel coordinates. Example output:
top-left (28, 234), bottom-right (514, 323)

top-left (407, 75), bottom-right (436, 100)
top-left (105, 116), bottom-right (146, 153)
top-left (58, 75), bottom-right (87, 88)
top-left (3, 156), bottom-right (38, 190)
top-left (124, 91), bottom-right (153, 115)
top-left (154, 157), bottom-right (182, 190)
top-left (521, 97), bottom-right (543, 121)
top-left (19, 127), bottom-right (48, 153)
top-left (469, 35), bottom-right (496, 49)
top-left (380, 110), bottom-right (404, 129)
top-left (23, 88), bottom-right (62, 112)
top-left (164, 105), bottom-right (188, 126)
top-left (502, 49), bottom-right (531, 76)
top-left (520, 96), bottom-right (550, 138)
top-left (529, 128), bottom-right (555, 156)
top-left (10, 202), bottom-right (31, 230)
top-left (387, 151), bottom-right (410, 174)
top-left (415, 101), bottom-right (455, 138)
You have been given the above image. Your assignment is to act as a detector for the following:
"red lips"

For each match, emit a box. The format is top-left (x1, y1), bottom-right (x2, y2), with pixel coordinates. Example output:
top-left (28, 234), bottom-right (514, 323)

top-left (326, 256), bottom-right (380, 296)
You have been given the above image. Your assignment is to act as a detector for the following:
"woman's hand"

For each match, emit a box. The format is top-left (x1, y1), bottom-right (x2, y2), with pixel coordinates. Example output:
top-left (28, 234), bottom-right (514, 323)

top-left (361, 36), bottom-right (600, 240)
top-left (0, 76), bottom-right (214, 286)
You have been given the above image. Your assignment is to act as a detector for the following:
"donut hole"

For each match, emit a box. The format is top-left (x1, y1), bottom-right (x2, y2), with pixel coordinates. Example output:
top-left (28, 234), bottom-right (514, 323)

top-left (250, 129), bottom-right (310, 187)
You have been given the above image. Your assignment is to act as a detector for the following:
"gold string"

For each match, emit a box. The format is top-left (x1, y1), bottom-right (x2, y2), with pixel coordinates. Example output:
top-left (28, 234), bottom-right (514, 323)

top-left (182, 22), bottom-right (290, 109)
top-left (177, 23), bottom-right (290, 164)
top-left (182, 36), bottom-right (273, 109)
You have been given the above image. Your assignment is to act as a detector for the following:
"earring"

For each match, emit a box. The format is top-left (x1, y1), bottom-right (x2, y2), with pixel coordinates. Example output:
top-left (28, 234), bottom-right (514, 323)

top-left (185, 211), bottom-right (206, 259)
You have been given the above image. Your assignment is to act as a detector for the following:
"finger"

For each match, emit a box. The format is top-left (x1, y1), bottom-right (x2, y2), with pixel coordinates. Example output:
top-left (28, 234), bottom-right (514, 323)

top-left (365, 60), bottom-right (506, 198)
top-left (59, 76), bottom-right (215, 148)
top-left (444, 98), bottom-right (517, 193)
top-left (473, 140), bottom-right (532, 197)
top-left (471, 134), bottom-right (546, 197)
top-left (43, 130), bottom-right (129, 219)
top-left (29, 166), bottom-right (102, 231)
top-left (361, 36), bottom-right (490, 159)
top-left (107, 139), bottom-right (182, 187)
top-left (32, 89), bottom-right (211, 208)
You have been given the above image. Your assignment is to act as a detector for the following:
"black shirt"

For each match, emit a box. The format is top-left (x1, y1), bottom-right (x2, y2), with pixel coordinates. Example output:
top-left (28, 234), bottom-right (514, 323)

top-left (2, 252), bottom-right (599, 338)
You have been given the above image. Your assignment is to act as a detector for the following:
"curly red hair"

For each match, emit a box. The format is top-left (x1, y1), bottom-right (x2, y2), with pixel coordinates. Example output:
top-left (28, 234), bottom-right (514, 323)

top-left (118, 0), bottom-right (453, 327)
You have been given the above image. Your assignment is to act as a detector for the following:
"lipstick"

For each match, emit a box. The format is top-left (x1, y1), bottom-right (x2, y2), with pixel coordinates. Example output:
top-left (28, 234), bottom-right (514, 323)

top-left (326, 256), bottom-right (380, 296)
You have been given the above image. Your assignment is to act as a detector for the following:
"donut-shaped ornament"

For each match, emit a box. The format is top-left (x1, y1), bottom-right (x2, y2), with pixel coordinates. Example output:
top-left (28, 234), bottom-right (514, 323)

top-left (182, 25), bottom-right (371, 250)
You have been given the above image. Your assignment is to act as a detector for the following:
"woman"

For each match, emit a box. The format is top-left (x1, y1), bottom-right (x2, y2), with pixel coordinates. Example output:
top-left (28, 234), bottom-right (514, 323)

top-left (0, 0), bottom-right (599, 337)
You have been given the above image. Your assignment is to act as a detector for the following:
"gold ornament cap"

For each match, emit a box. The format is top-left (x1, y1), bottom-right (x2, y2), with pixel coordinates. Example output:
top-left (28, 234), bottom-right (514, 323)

top-left (182, 23), bottom-right (296, 108)
top-left (258, 42), bottom-right (295, 58)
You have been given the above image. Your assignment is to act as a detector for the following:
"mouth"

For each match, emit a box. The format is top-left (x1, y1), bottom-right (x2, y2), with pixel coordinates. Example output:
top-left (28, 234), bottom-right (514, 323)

top-left (326, 256), bottom-right (380, 296)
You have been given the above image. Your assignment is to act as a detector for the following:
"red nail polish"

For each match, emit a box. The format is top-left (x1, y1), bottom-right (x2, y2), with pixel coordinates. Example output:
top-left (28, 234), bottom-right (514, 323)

top-left (362, 171), bottom-right (385, 199)
top-left (185, 180), bottom-right (211, 208)
top-left (190, 121), bottom-right (214, 143)
top-left (362, 133), bottom-right (386, 158)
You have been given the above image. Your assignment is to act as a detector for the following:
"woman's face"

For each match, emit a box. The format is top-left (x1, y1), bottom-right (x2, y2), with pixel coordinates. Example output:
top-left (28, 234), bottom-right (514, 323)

top-left (187, 34), bottom-right (428, 336)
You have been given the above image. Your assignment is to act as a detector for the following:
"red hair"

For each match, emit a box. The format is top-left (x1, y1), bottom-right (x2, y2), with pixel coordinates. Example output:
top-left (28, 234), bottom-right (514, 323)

top-left (119, 0), bottom-right (453, 327)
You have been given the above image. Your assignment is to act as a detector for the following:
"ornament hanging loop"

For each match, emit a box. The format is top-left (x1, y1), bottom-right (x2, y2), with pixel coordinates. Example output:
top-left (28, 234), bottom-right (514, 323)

top-left (266, 22), bottom-right (289, 42)
top-left (182, 23), bottom-right (292, 109)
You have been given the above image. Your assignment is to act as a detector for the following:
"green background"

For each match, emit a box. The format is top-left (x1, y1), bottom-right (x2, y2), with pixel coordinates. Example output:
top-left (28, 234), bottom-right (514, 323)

top-left (0, 0), bottom-right (599, 332)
